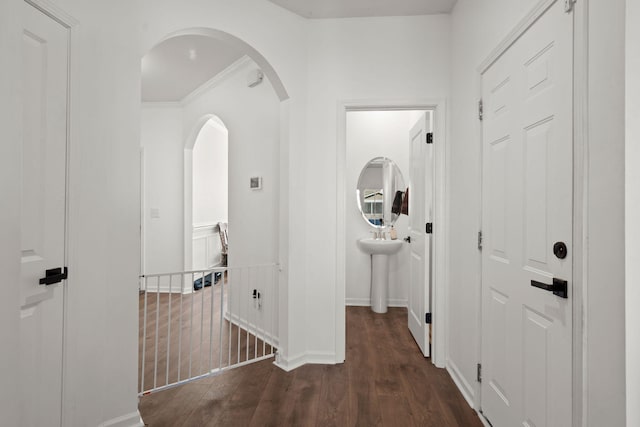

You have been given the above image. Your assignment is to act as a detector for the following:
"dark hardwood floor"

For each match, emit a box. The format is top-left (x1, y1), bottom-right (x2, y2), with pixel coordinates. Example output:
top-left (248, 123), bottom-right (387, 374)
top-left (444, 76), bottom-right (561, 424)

top-left (139, 282), bottom-right (274, 393)
top-left (139, 306), bottom-right (483, 427)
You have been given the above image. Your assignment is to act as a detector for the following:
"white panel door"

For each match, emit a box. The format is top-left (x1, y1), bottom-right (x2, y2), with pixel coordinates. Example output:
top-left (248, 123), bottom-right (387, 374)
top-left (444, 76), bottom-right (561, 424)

top-left (20, 2), bottom-right (69, 426)
top-left (407, 113), bottom-right (433, 357)
top-left (480, 1), bottom-right (573, 426)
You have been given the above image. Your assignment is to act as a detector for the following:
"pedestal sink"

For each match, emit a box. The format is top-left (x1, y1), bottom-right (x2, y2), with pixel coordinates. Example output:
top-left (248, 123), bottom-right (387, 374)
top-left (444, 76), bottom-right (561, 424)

top-left (357, 238), bottom-right (403, 313)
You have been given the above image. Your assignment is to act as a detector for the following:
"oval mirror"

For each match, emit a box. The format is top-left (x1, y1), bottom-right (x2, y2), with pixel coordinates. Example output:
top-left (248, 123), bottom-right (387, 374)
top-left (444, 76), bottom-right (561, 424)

top-left (356, 157), bottom-right (406, 228)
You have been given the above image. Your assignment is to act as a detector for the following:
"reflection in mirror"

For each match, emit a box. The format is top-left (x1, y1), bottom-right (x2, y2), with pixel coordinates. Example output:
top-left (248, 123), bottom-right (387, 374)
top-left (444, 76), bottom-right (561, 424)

top-left (356, 157), bottom-right (405, 228)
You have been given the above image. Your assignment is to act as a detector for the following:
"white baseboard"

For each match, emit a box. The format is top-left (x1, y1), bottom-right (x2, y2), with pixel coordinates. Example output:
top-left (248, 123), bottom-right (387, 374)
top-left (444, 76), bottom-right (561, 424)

top-left (274, 352), bottom-right (307, 372)
top-left (98, 410), bottom-right (144, 427)
top-left (304, 351), bottom-right (339, 365)
top-left (346, 298), bottom-right (407, 307)
top-left (446, 358), bottom-right (476, 409)
top-left (478, 412), bottom-right (492, 427)
top-left (274, 351), bottom-right (339, 372)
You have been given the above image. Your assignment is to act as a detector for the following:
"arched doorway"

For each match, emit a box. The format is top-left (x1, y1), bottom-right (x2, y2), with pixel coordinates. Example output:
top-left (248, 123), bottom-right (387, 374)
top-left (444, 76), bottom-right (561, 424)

top-left (139, 28), bottom-right (287, 397)
top-left (186, 115), bottom-right (228, 272)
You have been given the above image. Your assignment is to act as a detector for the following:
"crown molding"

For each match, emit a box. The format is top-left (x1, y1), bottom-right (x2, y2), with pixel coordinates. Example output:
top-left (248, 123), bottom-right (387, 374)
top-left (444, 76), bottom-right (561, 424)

top-left (180, 55), bottom-right (253, 106)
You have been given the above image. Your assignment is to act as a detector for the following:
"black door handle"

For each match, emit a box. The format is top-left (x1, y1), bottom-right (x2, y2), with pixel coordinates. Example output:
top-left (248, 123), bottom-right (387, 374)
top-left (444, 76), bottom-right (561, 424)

top-left (39, 267), bottom-right (68, 286)
top-left (530, 277), bottom-right (567, 298)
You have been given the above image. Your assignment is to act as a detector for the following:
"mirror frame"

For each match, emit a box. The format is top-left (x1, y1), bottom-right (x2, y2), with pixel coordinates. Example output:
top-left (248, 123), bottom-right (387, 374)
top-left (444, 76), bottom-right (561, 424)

top-left (356, 157), bottom-right (405, 229)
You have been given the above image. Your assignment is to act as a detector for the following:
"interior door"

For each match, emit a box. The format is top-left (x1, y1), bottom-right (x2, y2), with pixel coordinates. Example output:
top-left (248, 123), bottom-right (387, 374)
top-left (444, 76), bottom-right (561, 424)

top-left (480, 1), bottom-right (573, 426)
top-left (407, 112), bottom-right (433, 357)
top-left (20, 2), bottom-right (69, 425)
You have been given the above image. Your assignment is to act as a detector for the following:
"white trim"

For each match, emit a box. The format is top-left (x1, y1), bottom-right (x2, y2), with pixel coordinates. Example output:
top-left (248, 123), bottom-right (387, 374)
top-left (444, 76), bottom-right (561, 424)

top-left (336, 98), bottom-right (449, 369)
top-left (274, 352), bottom-right (307, 372)
top-left (478, 0), bottom-right (558, 74)
top-left (139, 148), bottom-right (145, 277)
top-left (304, 352), bottom-right (339, 365)
top-left (572, 1), bottom-right (588, 425)
top-left (446, 359), bottom-right (476, 408)
top-left (273, 351), bottom-right (338, 372)
top-left (98, 411), bottom-right (145, 427)
top-left (24, 0), bottom-right (78, 28)
top-left (477, 413), bottom-right (493, 427)
top-left (181, 56), bottom-right (252, 105)
top-left (140, 58), bottom-right (254, 109)
top-left (345, 298), bottom-right (407, 307)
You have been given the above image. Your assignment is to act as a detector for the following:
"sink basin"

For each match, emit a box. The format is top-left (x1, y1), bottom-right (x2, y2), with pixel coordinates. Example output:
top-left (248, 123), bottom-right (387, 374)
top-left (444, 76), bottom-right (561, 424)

top-left (357, 238), bottom-right (403, 255)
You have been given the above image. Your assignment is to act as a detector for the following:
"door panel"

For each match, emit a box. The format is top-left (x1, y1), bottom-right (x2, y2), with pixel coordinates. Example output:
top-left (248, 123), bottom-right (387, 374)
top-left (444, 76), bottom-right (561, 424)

top-left (20, 2), bottom-right (69, 426)
top-left (481, 1), bottom-right (573, 426)
top-left (407, 113), bottom-right (432, 357)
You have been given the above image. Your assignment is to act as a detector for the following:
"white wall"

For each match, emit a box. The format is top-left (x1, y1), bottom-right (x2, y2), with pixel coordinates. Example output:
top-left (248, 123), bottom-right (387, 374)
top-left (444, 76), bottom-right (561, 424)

top-left (0, 0), bottom-right (22, 425)
top-left (448, 0), bottom-right (539, 404)
top-left (183, 59), bottom-right (280, 268)
top-left (449, 0), bottom-right (627, 425)
top-left (2, 1), bottom-right (142, 424)
top-left (138, 0), bottom-right (310, 365)
top-left (141, 59), bottom-right (280, 272)
top-left (346, 111), bottom-right (415, 306)
top-left (305, 14), bottom-right (451, 361)
top-left (3, 0), bottom-right (144, 425)
top-left (141, 106), bottom-right (184, 274)
top-left (627, 2), bottom-right (640, 425)
top-left (585, 1), bottom-right (626, 425)
top-left (192, 119), bottom-right (228, 227)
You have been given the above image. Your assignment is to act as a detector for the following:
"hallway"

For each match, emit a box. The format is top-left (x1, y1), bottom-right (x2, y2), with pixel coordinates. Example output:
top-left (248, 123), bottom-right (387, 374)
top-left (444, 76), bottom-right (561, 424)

top-left (139, 306), bottom-right (482, 426)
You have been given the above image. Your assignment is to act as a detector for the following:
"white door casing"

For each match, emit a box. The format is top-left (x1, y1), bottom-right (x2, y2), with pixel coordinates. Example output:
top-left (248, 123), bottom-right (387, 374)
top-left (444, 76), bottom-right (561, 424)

top-left (480, 1), bottom-right (573, 426)
top-left (20, 2), bottom-right (69, 425)
top-left (407, 113), bottom-right (433, 357)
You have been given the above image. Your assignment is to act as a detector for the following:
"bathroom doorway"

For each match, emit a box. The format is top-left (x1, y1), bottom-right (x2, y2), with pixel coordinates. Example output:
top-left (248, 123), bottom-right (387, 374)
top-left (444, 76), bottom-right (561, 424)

top-left (337, 101), bottom-right (448, 367)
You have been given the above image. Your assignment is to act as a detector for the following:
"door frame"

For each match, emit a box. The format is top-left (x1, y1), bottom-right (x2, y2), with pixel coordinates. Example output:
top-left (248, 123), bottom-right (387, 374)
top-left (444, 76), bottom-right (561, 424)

top-left (475, 0), bottom-right (587, 424)
top-left (22, 0), bottom-right (78, 425)
top-left (336, 99), bottom-right (449, 367)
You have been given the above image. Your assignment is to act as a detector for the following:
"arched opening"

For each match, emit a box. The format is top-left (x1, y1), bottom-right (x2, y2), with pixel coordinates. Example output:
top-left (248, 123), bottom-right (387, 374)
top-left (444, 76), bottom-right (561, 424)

top-left (138, 28), bottom-right (288, 399)
top-left (187, 115), bottom-right (228, 272)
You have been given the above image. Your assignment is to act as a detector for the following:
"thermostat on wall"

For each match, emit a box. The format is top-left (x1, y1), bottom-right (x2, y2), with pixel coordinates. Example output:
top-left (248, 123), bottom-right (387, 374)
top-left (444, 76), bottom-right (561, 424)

top-left (250, 177), bottom-right (262, 190)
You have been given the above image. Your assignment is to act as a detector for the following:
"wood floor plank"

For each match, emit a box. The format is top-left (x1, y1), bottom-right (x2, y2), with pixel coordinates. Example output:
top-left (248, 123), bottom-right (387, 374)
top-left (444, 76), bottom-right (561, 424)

top-left (315, 364), bottom-right (349, 427)
top-left (139, 305), bottom-right (483, 427)
top-left (208, 360), bottom-right (274, 427)
top-left (378, 393), bottom-right (418, 427)
top-left (247, 365), bottom-right (296, 427)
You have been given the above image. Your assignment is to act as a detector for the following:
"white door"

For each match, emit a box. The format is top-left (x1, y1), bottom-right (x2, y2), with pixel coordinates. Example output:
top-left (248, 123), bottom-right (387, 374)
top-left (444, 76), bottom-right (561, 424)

top-left (20, 2), bottom-right (69, 426)
top-left (407, 113), bottom-right (433, 357)
top-left (480, 1), bottom-right (573, 426)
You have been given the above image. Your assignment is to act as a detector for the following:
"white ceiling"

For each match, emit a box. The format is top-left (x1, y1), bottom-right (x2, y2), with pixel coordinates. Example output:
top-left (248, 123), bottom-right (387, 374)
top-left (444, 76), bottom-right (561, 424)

top-left (141, 35), bottom-right (245, 103)
top-left (267, 0), bottom-right (458, 18)
top-left (141, 1), bottom-right (459, 102)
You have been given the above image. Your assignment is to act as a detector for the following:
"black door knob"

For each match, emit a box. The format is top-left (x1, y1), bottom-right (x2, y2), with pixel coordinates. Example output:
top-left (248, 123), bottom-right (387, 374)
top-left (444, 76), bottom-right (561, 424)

top-left (553, 242), bottom-right (568, 259)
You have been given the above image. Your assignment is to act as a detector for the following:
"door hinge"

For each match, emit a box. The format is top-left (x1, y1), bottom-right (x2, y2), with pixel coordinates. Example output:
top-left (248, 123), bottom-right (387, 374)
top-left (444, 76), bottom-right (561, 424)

top-left (478, 230), bottom-right (483, 250)
top-left (477, 363), bottom-right (482, 383)
top-left (426, 223), bottom-right (433, 234)
top-left (565, 0), bottom-right (576, 13)
top-left (426, 132), bottom-right (433, 144)
top-left (425, 312), bottom-right (432, 324)
top-left (478, 99), bottom-right (483, 121)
